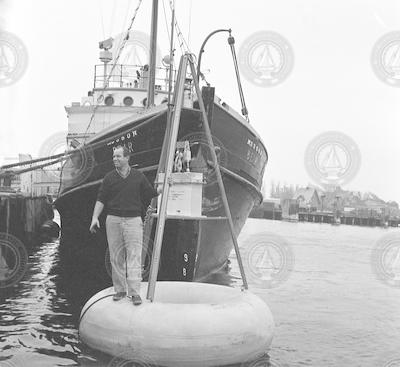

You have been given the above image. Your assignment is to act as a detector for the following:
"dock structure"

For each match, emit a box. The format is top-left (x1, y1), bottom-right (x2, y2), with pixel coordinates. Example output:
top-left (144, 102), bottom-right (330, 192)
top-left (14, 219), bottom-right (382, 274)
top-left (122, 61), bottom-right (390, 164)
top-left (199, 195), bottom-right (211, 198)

top-left (297, 211), bottom-right (399, 227)
top-left (0, 191), bottom-right (54, 242)
top-left (250, 199), bottom-right (282, 220)
top-left (250, 203), bottom-right (399, 227)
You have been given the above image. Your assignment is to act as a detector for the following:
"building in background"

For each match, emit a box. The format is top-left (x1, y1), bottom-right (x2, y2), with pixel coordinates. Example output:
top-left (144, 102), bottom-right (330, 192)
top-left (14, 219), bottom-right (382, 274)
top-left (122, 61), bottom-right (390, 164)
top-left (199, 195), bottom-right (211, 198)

top-left (292, 187), bottom-right (320, 212)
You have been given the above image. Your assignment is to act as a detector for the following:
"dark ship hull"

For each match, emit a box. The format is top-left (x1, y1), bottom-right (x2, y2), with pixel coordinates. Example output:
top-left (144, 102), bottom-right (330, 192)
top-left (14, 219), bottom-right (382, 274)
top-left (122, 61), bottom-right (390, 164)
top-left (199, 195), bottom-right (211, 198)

top-left (55, 96), bottom-right (267, 282)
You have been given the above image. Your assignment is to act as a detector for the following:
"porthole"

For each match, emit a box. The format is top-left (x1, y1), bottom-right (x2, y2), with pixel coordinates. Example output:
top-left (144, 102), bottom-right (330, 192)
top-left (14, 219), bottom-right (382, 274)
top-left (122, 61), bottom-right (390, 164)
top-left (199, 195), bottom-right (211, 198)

top-left (123, 96), bottom-right (134, 106)
top-left (105, 95), bottom-right (114, 106)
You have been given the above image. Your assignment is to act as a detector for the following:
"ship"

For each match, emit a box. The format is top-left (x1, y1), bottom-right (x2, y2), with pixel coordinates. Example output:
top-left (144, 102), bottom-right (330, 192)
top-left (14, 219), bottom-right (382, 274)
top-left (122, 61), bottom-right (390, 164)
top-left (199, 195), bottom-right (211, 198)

top-left (54, 0), bottom-right (268, 282)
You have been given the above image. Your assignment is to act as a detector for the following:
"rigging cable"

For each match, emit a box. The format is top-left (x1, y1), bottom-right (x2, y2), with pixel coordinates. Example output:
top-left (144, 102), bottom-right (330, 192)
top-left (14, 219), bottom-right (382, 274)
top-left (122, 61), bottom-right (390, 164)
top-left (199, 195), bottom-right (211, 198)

top-left (0, 109), bottom-right (166, 182)
top-left (83, 0), bottom-right (143, 142)
top-left (166, 0), bottom-right (211, 87)
top-left (168, 0), bottom-right (190, 54)
top-left (116, 0), bottom-right (135, 63)
top-left (187, 0), bottom-right (192, 50)
top-left (161, 0), bottom-right (171, 42)
top-left (109, 0), bottom-right (118, 37)
top-left (98, 0), bottom-right (106, 40)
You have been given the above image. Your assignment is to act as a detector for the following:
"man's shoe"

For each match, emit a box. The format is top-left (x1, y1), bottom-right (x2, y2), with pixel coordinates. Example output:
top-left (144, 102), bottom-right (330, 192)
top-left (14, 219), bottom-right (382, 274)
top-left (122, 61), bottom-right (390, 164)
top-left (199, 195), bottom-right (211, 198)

top-left (112, 292), bottom-right (126, 301)
top-left (128, 293), bottom-right (142, 306)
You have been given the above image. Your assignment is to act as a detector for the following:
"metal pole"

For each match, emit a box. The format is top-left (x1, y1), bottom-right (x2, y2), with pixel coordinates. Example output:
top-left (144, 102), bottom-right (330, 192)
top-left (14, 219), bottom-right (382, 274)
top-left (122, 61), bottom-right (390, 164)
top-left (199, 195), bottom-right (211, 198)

top-left (167, 7), bottom-right (175, 115)
top-left (227, 35), bottom-right (249, 120)
top-left (103, 63), bottom-right (107, 88)
top-left (146, 55), bottom-right (189, 301)
top-left (147, 0), bottom-right (159, 107)
top-left (188, 55), bottom-right (249, 290)
top-left (196, 29), bottom-right (231, 83)
top-left (6, 197), bottom-right (10, 235)
top-left (142, 57), bottom-right (182, 268)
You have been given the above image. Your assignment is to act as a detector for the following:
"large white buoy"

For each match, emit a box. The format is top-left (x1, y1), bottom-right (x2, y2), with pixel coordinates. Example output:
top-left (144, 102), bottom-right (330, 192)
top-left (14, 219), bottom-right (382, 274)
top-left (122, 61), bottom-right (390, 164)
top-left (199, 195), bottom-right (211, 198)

top-left (79, 282), bottom-right (274, 367)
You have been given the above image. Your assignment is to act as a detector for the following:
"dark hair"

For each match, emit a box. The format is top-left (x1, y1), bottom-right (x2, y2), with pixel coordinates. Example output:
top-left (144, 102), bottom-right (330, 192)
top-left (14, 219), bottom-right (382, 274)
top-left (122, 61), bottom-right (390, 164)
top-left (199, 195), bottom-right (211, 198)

top-left (114, 145), bottom-right (130, 157)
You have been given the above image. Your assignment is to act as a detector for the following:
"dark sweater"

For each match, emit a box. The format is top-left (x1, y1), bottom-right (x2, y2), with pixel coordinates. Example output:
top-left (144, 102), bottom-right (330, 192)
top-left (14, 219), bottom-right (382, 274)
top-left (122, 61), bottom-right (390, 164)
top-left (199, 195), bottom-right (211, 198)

top-left (97, 168), bottom-right (158, 217)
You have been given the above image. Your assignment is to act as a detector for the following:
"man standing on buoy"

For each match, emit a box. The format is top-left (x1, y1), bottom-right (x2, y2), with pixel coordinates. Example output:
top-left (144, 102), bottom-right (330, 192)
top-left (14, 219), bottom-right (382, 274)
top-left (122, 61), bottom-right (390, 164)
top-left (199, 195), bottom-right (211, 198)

top-left (89, 145), bottom-right (161, 305)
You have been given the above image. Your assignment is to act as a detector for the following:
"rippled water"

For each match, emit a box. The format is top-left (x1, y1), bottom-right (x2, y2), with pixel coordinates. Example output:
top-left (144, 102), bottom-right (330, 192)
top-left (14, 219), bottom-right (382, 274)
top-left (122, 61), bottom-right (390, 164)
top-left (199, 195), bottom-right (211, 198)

top-left (1, 218), bottom-right (399, 367)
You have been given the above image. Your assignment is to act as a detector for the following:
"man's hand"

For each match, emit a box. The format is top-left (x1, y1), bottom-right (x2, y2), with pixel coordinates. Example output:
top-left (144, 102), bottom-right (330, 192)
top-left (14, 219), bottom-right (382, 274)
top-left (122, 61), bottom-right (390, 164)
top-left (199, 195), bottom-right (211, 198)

top-left (90, 201), bottom-right (104, 233)
top-left (89, 218), bottom-right (100, 233)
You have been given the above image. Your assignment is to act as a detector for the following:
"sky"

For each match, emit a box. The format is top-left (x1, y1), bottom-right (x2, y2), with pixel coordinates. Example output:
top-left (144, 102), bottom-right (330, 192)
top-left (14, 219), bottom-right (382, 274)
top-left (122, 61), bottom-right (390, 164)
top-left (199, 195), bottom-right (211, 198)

top-left (0, 0), bottom-right (399, 203)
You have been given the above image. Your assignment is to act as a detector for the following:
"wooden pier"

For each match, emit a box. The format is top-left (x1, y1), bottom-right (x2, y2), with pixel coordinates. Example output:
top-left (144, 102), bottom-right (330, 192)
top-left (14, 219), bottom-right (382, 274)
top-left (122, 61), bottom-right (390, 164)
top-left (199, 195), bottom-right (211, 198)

top-left (298, 211), bottom-right (399, 227)
top-left (250, 205), bottom-right (400, 228)
top-left (0, 191), bottom-right (54, 242)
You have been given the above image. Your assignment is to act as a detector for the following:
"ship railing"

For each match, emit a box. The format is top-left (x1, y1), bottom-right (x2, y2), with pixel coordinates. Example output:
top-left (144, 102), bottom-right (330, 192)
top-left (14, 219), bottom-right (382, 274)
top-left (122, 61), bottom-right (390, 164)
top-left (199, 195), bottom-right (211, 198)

top-left (94, 64), bottom-right (176, 91)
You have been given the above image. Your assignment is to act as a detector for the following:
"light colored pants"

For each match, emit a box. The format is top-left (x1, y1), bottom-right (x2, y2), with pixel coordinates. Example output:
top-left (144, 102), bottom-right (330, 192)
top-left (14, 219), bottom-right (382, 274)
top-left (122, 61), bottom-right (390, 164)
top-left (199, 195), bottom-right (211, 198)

top-left (106, 215), bottom-right (143, 296)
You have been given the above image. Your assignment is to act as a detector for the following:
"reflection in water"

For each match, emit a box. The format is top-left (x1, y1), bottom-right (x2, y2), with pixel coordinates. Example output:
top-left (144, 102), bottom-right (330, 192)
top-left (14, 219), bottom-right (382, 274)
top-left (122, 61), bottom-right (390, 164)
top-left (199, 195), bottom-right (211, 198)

top-left (0, 240), bottom-right (80, 366)
top-left (0, 230), bottom-right (272, 366)
top-left (10, 218), bottom-right (400, 366)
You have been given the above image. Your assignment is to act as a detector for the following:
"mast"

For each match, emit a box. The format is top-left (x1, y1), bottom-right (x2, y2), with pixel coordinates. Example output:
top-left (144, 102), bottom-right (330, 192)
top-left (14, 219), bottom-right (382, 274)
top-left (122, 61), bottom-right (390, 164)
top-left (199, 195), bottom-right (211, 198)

top-left (147, 0), bottom-right (159, 107)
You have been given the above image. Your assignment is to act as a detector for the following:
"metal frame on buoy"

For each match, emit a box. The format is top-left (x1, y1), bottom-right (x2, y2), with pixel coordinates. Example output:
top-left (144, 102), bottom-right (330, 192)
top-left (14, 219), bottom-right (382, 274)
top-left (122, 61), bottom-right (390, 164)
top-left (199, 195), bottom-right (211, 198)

top-left (146, 53), bottom-right (249, 301)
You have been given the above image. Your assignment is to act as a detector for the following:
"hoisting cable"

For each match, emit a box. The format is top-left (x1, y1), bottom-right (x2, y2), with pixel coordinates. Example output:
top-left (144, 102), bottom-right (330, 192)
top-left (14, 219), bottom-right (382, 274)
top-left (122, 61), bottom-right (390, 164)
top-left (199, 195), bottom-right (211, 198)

top-left (227, 32), bottom-right (249, 122)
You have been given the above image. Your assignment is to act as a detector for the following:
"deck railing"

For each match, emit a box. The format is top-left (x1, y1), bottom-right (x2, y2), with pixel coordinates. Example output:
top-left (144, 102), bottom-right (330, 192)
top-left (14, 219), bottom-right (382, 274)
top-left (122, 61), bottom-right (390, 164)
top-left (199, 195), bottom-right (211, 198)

top-left (94, 64), bottom-right (176, 91)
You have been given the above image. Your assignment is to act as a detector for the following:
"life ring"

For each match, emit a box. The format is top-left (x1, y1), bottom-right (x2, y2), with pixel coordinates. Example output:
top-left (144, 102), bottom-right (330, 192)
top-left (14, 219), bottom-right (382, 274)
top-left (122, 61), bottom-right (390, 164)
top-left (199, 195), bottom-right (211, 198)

top-left (79, 281), bottom-right (274, 367)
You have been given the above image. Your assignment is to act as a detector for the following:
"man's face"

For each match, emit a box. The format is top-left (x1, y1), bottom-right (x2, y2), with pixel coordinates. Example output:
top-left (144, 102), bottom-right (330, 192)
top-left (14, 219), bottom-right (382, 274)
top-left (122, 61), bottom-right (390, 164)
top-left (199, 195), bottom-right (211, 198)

top-left (113, 148), bottom-right (129, 168)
